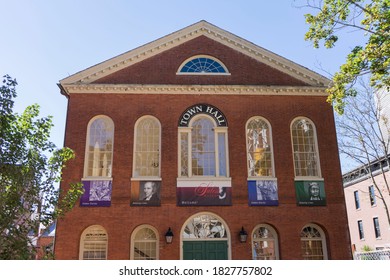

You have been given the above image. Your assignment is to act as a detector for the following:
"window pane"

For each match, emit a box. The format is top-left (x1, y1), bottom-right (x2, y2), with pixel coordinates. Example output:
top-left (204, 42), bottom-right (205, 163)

top-left (192, 118), bottom-right (215, 176)
top-left (134, 118), bottom-right (160, 177)
top-left (369, 186), bottom-right (376, 206)
top-left (218, 133), bottom-right (227, 176)
top-left (354, 191), bottom-right (360, 209)
top-left (81, 226), bottom-right (107, 260)
top-left (87, 118), bottom-right (114, 177)
top-left (180, 132), bottom-right (189, 176)
top-left (292, 119), bottom-right (319, 177)
top-left (133, 228), bottom-right (157, 260)
top-left (180, 57), bottom-right (227, 73)
top-left (358, 220), bottom-right (364, 239)
top-left (246, 118), bottom-right (273, 176)
top-left (300, 226), bottom-right (325, 260)
top-left (183, 214), bottom-right (226, 239)
top-left (252, 226), bottom-right (277, 260)
top-left (373, 218), bottom-right (381, 238)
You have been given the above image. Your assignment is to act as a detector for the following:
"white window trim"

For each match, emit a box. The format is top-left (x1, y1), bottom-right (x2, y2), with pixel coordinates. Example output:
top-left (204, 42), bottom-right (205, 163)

top-left (178, 114), bottom-right (230, 178)
top-left (79, 225), bottom-right (108, 260)
top-left (176, 54), bottom-right (231, 75)
top-left (251, 224), bottom-right (280, 260)
top-left (83, 115), bottom-right (114, 180)
top-left (132, 115), bottom-right (162, 180)
top-left (301, 223), bottom-right (328, 260)
top-left (290, 116), bottom-right (322, 179)
top-left (130, 225), bottom-right (159, 260)
top-left (245, 116), bottom-right (276, 179)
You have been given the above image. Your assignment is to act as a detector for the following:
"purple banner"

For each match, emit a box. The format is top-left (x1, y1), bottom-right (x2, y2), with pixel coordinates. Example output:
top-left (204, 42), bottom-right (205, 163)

top-left (177, 180), bottom-right (232, 206)
top-left (80, 180), bottom-right (112, 207)
top-left (248, 180), bottom-right (278, 206)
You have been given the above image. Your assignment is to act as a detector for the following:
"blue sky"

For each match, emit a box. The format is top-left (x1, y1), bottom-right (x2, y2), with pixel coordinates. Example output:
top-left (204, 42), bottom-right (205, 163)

top-left (0, 0), bottom-right (361, 172)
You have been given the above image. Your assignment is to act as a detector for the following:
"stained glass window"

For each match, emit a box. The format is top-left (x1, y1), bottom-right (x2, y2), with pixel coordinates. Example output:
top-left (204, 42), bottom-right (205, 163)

top-left (183, 214), bottom-right (227, 239)
top-left (246, 118), bottom-right (274, 177)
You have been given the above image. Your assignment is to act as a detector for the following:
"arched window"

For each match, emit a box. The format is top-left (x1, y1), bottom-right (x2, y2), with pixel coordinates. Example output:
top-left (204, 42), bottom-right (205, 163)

top-left (181, 212), bottom-right (231, 260)
top-left (179, 115), bottom-right (228, 177)
top-left (300, 224), bottom-right (328, 260)
top-left (183, 213), bottom-right (228, 239)
top-left (291, 117), bottom-right (321, 177)
top-left (133, 116), bottom-right (161, 178)
top-left (130, 225), bottom-right (159, 260)
top-left (84, 116), bottom-right (114, 178)
top-left (246, 117), bottom-right (274, 177)
top-left (79, 225), bottom-right (108, 260)
top-left (252, 224), bottom-right (279, 260)
top-left (177, 55), bottom-right (229, 74)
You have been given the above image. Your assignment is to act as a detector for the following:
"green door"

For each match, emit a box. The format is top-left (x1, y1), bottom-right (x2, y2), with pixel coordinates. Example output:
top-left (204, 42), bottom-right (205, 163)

top-left (183, 241), bottom-right (228, 260)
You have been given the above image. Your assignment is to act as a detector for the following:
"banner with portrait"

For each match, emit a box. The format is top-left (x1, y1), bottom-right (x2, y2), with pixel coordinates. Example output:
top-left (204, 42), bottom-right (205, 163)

top-left (295, 180), bottom-right (326, 206)
top-left (131, 180), bottom-right (161, 206)
top-left (248, 180), bottom-right (278, 206)
top-left (80, 180), bottom-right (112, 207)
top-left (177, 180), bottom-right (232, 206)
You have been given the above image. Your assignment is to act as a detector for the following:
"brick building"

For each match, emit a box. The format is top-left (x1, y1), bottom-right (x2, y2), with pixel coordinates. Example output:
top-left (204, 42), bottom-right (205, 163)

top-left (54, 21), bottom-right (351, 260)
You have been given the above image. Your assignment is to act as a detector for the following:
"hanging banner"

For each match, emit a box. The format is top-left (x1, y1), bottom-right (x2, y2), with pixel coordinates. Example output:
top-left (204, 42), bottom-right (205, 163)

top-left (248, 180), bottom-right (278, 206)
top-left (177, 180), bottom-right (232, 206)
top-left (80, 180), bottom-right (112, 207)
top-left (131, 180), bottom-right (161, 206)
top-left (295, 180), bottom-right (326, 206)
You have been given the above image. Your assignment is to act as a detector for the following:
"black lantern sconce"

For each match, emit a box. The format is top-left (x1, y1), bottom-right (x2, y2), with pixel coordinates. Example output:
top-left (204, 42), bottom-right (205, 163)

top-left (165, 227), bottom-right (174, 244)
top-left (239, 227), bottom-right (248, 243)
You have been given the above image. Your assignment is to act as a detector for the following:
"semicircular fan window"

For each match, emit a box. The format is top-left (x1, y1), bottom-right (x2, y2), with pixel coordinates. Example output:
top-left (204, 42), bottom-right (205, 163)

top-left (179, 57), bottom-right (228, 73)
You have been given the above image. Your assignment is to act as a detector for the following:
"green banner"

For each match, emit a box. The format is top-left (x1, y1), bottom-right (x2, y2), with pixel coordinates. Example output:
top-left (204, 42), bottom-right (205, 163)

top-left (295, 180), bottom-right (326, 206)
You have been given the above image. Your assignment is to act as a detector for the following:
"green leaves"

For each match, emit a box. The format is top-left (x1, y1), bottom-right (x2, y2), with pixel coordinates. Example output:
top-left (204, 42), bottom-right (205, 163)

top-left (304, 0), bottom-right (390, 114)
top-left (0, 75), bottom-right (82, 259)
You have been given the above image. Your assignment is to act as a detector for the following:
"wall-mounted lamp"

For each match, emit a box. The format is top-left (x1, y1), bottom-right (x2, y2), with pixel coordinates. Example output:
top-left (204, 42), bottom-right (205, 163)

top-left (165, 227), bottom-right (174, 244)
top-left (239, 227), bottom-right (248, 243)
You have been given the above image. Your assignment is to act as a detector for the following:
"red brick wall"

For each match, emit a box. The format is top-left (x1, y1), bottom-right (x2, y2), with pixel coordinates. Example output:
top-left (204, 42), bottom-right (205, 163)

top-left (54, 92), bottom-right (351, 260)
top-left (94, 36), bottom-right (309, 86)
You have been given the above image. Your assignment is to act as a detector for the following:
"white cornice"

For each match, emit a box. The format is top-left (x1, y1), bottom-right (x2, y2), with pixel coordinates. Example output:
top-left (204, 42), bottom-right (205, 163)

top-left (61, 84), bottom-right (328, 96)
top-left (60, 21), bottom-right (330, 87)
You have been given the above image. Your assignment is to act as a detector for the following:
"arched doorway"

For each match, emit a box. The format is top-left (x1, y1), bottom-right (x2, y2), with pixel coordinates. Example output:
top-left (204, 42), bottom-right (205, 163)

top-left (181, 212), bottom-right (230, 260)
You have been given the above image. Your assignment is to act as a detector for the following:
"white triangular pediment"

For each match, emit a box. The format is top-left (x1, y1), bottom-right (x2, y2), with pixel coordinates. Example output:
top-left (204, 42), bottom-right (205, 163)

top-left (60, 21), bottom-right (330, 88)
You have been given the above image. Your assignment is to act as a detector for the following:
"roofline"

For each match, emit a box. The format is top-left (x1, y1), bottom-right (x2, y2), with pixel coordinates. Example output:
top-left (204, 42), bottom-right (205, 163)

top-left (59, 20), bottom-right (331, 87)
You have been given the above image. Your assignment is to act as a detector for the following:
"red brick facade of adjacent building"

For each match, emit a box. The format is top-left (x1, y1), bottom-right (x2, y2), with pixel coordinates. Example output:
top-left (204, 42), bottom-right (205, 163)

top-left (54, 22), bottom-right (352, 260)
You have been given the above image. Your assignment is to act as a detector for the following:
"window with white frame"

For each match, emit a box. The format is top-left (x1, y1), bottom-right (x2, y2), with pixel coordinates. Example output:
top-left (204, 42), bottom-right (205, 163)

top-left (369, 185), bottom-right (376, 206)
top-left (252, 224), bottom-right (279, 260)
top-left (354, 190), bottom-right (360, 209)
top-left (291, 117), bottom-right (321, 177)
top-left (358, 220), bottom-right (364, 240)
top-left (79, 225), bottom-right (108, 260)
top-left (179, 115), bottom-right (228, 177)
top-left (84, 116), bottom-right (114, 178)
top-left (131, 226), bottom-right (158, 260)
top-left (373, 217), bottom-right (381, 238)
top-left (177, 55), bottom-right (229, 75)
top-left (133, 116), bottom-right (161, 178)
top-left (300, 224), bottom-right (327, 260)
top-left (246, 117), bottom-right (274, 177)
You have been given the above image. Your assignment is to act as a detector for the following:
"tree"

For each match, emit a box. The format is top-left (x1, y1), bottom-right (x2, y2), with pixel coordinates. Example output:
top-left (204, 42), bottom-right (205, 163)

top-left (0, 75), bottom-right (83, 259)
top-left (302, 0), bottom-right (390, 114)
top-left (337, 79), bottom-right (390, 227)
